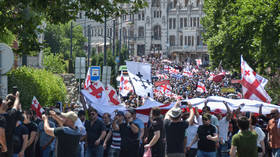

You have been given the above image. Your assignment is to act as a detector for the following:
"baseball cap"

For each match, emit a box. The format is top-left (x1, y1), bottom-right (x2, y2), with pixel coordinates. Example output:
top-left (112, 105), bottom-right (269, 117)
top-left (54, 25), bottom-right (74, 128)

top-left (61, 111), bottom-right (78, 123)
top-left (168, 107), bottom-right (182, 118)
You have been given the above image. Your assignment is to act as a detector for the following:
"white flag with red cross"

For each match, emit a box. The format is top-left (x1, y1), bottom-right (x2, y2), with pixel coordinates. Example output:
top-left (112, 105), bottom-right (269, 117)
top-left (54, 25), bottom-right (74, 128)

top-left (31, 96), bottom-right (44, 118)
top-left (195, 59), bottom-right (202, 66)
top-left (85, 80), bottom-right (109, 105)
top-left (241, 56), bottom-right (271, 103)
top-left (84, 68), bottom-right (91, 89)
top-left (105, 84), bottom-right (121, 105)
top-left (157, 84), bottom-right (172, 95)
top-left (119, 71), bottom-right (133, 96)
top-left (197, 81), bottom-right (206, 93)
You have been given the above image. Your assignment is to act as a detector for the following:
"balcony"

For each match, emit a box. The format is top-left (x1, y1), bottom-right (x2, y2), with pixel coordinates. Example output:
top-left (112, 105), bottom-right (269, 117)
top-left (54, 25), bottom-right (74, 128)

top-left (196, 45), bottom-right (208, 52)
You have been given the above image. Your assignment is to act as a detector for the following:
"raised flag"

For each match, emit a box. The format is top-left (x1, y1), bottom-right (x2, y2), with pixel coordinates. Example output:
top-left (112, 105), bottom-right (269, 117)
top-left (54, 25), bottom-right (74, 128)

top-left (85, 80), bottom-right (109, 105)
top-left (84, 68), bottom-right (91, 89)
top-left (126, 61), bottom-right (153, 97)
top-left (195, 59), bottom-right (202, 66)
top-left (197, 81), bottom-right (206, 93)
top-left (31, 96), bottom-right (44, 118)
top-left (241, 56), bottom-right (271, 103)
top-left (119, 71), bottom-right (133, 96)
top-left (106, 84), bottom-right (121, 105)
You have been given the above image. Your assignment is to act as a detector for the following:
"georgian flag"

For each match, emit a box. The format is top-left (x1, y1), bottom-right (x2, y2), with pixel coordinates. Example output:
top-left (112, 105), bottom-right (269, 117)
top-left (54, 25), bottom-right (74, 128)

top-left (157, 84), bottom-right (172, 95)
top-left (83, 80), bottom-right (109, 106)
top-left (105, 84), bottom-right (121, 105)
top-left (126, 61), bottom-right (153, 98)
top-left (197, 81), bottom-right (206, 93)
top-left (241, 56), bottom-right (271, 103)
top-left (119, 71), bottom-right (133, 96)
top-left (31, 96), bottom-right (44, 118)
top-left (195, 59), bottom-right (202, 66)
top-left (84, 68), bottom-right (91, 89)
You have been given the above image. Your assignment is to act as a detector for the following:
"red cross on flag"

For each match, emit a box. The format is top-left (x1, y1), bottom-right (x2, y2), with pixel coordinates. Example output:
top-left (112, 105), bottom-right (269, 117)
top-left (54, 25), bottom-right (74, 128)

top-left (119, 71), bottom-right (133, 97)
top-left (195, 59), bottom-right (202, 66)
top-left (197, 81), bottom-right (206, 93)
top-left (241, 56), bottom-right (271, 103)
top-left (84, 68), bottom-right (91, 89)
top-left (105, 84), bottom-right (121, 105)
top-left (31, 96), bottom-right (44, 118)
top-left (157, 84), bottom-right (172, 95)
top-left (84, 80), bottom-right (110, 106)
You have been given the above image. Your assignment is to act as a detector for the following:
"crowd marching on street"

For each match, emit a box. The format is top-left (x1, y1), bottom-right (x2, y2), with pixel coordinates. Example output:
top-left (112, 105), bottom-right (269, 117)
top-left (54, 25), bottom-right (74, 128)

top-left (0, 55), bottom-right (279, 157)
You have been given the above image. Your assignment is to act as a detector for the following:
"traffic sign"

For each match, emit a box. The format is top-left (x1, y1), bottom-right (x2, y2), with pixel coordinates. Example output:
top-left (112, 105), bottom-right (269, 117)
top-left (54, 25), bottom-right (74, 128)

top-left (90, 66), bottom-right (100, 81)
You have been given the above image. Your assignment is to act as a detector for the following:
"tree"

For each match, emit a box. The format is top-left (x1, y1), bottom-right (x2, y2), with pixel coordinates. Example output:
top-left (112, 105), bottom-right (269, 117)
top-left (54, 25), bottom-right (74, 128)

top-left (202, 0), bottom-right (280, 103)
top-left (42, 47), bottom-right (66, 74)
top-left (0, 0), bottom-right (147, 56)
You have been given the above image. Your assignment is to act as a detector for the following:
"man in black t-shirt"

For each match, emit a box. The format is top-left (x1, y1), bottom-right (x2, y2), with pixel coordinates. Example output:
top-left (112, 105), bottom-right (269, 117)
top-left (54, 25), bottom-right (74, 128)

top-left (188, 113), bottom-right (218, 157)
top-left (42, 110), bottom-right (81, 157)
top-left (13, 121), bottom-right (28, 157)
top-left (164, 100), bottom-right (194, 157)
top-left (23, 110), bottom-right (38, 157)
top-left (0, 98), bottom-right (7, 154)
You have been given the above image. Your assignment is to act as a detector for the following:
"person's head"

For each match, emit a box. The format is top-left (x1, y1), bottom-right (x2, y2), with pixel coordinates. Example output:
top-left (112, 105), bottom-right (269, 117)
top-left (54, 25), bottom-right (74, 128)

top-left (5, 94), bottom-right (15, 110)
top-left (23, 110), bottom-right (33, 124)
top-left (270, 109), bottom-right (279, 119)
top-left (202, 106), bottom-right (210, 114)
top-left (124, 112), bottom-right (132, 123)
top-left (128, 109), bottom-right (137, 119)
top-left (169, 107), bottom-right (182, 121)
top-left (214, 109), bottom-right (222, 120)
top-left (151, 107), bottom-right (161, 119)
top-left (251, 116), bottom-right (257, 126)
top-left (102, 113), bottom-right (111, 124)
top-left (88, 108), bottom-right (98, 121)
top-left (115, 111), bottom-right (125, 123)
top-left (202, 113), bottom-right (211, 125)
top-left (0, 98), bottom-right (8, 112)
top-left (61, 111), bottom-right (78, 127)
top-left (237, 116), bottom-right (249, 131)
top-left (78, 110), bottom-right (86, 122)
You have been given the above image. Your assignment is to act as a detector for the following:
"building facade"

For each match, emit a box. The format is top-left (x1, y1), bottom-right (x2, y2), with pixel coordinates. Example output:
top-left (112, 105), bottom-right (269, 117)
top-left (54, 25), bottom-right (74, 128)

top-left (77, 0), bottom-right (209, 64)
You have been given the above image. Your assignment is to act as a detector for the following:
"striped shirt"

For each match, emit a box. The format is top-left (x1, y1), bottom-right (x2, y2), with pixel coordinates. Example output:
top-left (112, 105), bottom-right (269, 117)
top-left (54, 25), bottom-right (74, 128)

top-left (111, 130), bottom-right (121, 149)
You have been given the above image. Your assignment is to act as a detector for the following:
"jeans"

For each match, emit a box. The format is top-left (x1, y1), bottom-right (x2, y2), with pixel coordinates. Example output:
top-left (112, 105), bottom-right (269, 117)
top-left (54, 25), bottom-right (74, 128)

top-left (13, 154), bottom-right (24, 157)
top-left (79, 143), bottom-right (85, 157)
top-left (186, 148), bottom-right (198, 157)
top-left (86, 145), bottom-right (104, 157)
top-left (272, 148), bottom-right (280, 157)
top-left (41, 146), bottom-right (51, 157)
top-left (108, 148), bottom-right (120, 157)
top-left (197, 150), bottom-right (216, 157)
top-left (217, 142), bottom-right (229, 157)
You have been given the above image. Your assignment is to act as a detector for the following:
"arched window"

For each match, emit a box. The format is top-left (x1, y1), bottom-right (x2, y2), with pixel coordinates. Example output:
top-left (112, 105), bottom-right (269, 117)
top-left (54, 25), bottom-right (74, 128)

top-left (153, 25), bottom-right (161, 40)
top-left (152, 0), bottom-right (160, 7)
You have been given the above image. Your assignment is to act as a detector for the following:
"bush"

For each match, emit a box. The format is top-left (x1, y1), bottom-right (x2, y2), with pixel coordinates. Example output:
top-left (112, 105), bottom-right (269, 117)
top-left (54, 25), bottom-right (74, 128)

top-left (7, 67), bottom-right (67, 109)
top-left (43, 47), bottom-right (66, 73)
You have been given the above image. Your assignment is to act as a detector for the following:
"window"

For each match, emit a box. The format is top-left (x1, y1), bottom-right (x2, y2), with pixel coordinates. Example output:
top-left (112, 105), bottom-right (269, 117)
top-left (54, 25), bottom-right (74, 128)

top-left (184, 18), bottom-right (187, 27)
top-left (138, 27), bottom-right (144, 37)
top-left (197, 36), bottom-right (200, 45)
top-left (142, 11), bottom-right (145, 20)
top-left (192, 36), bottom-right (194, 46)
top-left (153, 25), bottom-right (161, 40)
top-left (180, 18), bottom-right (183, 28)
top-left (152, 0), bottom-right (160, 7)
top-left (188, 36), bottom-right (191, 46)
top-left (169, 18), bottom-right (172, 29)
top-left (185, 0), bottom-right (189, 6)
top-left (138, 13), bottom-right (141, 20)
top-left (154, 11), bottom-right (156, 18)
top-left (190, 17), bottom-right (192, 27)
top-left (174, 0), bottom-right (177, 8)
top-left (173, 18), bottom-right (176, 29)
top-left (170, 35), bottom-right (175, 46)
top-left (193, 17), bottom-right (196, 27)
top-left (197, 17), bottom-right (200, 27)
top-left (180, 35), bottom-right (183, 46)
top-left (185, 36), bottom-right (187, 45)
top-left (197, 0), bottom-right (200, 7)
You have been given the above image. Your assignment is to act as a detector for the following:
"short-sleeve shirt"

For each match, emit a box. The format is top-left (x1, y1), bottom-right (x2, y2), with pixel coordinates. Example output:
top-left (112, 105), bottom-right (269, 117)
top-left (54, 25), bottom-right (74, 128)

top-left (197, 124), bottom-right (217, 152)
top-left (148, 118), bottom-right (164, 151)
top-left (38, 120), bottom-right (56, 147)
top-left (218, 117), bottom-right (229, 142)
top-left (164, 119), bottom-right (189, 154)
top-left (185, 124), bottom-right (199, 148)
top-left (119, 122), bottom-right (139, 149)
top-left (24, 122), bottom-right (38, 157)
top-left (85, 119), bottom-right (106, 146)
top-left (133, 118), bottom-right (144, 141)
top-left (13, 124), bottom-right (29, 154)
top-left (232, 130), bottom-right (258, 157)
top-left (54, 127), bottom-right (81, 157)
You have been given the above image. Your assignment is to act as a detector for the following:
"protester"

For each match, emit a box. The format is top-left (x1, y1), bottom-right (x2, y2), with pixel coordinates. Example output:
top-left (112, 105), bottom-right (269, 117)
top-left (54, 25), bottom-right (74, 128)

top-left (102, 113), bottom-right (112, 157)
top-left (42, 110), bottom-right (82, 157)
top-left (85, 108), bottom-right (106, 157)
top-left (164, 100), bottom-right (194, 157)
top-left (23, 110), bottom-right (38, 157)
top-left (144, 107), bottom-right (164, 157)
top-left (266, 109), bottom-right (280, 157)
top-left (113, 111), bottom-right (139, 156)
top-left (230, 116), bottom-right (258, 157)
top-left (13, 120), bottom-right (28, 157)
top-left (0, 98), bottom-right (7, 154)
top-left (189, 113), bottom-right (219, 157)
top-left (250, 114), bottom-right (266, 157)
top-left (75, 114), bottom-right (86, 157)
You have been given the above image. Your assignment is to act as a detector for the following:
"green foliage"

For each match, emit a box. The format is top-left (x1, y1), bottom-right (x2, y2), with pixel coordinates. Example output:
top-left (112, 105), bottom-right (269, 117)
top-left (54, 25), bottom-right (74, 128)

top-left (42, 48), bottom-right (66, 73)
top-left (7, 67), bottom-right (67, 109)
top-left (0, 0), bottom-right (147, 56)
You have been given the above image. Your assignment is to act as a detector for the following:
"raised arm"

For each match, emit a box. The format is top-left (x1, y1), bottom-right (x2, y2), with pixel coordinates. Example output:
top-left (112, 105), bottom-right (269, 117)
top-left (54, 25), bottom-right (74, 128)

top-left (186, 103), bottom-right (194, 124)
top-left (50, 111), bottom-right (64, 127)
top-left (42, 115), bottom-right (55, 137)
top-left (165, 100), bottom-right (181, 120)
top-left (0, 127), bottom-right (7, 152)
top-left (223, 101), bottom-right (232, 121)
top-left (13, 91), bottom-right (20, 110)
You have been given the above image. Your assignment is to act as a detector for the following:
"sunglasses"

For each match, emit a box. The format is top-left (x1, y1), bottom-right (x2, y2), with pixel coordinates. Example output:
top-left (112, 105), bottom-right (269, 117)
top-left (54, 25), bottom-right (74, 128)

top-left (202, 117), bottom-right (209, 121)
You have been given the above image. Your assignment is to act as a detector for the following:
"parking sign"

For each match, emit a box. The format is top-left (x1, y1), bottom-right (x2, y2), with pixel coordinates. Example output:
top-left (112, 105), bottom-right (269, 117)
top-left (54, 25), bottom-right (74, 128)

top-left (90, 66), bottom-right (100, 81)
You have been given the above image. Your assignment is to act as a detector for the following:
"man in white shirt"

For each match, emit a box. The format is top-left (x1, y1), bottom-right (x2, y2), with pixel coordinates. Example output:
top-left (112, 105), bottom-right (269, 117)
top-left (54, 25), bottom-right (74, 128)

top-left (215, 101), bottom-right (231, 157)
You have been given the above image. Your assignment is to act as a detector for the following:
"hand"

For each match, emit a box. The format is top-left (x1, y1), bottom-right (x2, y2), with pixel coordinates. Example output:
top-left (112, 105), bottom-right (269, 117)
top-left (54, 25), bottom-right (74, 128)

top-left (42, 114), bottom-right (47, 121)
top-left (144, 137), bottom-right (148, 144)
top-left (144, 144), bottom-right (151, 148)
top-left (49, 110), bottom-right (56, 116)
top-left (187, 102), bottom-right (192, 109)
top-left (95, 139), bottom-right (100, 146)
top-left (206, 135), bottom-right (212, 140)
top-left (186, 146), bottom-right (191, 151)
top-left (16, 91), bottom-right (20, 98)
top-left (103, 143), bottom-right (107, 149)
top-left (1, 145), bottom-right (7, 152)
top-left (18, 151), bottom-right (24, 157)
top-left (128, 117), bottom-right (134, 123)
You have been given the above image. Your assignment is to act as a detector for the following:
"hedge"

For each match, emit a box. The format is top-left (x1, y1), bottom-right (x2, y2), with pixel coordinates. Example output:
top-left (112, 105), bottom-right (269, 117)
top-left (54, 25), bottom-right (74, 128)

top-left (7, 66), bottom-right (67, 109)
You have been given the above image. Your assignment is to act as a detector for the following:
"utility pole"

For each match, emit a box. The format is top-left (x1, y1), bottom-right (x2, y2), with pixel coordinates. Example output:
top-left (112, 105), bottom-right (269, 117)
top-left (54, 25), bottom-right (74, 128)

top-left (104, 15), bottom-right (107, 66)
top-left (87, 25), bottom-right (91, 69)
top-left (113, 19), bottom-right (115, 56)
top-left (69, 21), bottom-right (73, 73)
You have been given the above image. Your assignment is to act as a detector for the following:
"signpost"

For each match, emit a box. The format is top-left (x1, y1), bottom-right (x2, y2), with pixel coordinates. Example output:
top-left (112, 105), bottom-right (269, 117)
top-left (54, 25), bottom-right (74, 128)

top-left (102, 66), bottom-right (111, 87)
top-left (0, 43), bottom-right (14, 99)
top-left (75, 57), bottom-right (86, 103)
top-left (90, 66), bottom-right (101, 81)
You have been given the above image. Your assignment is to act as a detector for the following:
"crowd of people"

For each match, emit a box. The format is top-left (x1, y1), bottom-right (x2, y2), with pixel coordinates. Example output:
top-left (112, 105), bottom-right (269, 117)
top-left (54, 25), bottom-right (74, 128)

top-left (0, 56), bottom-right (279, 157)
